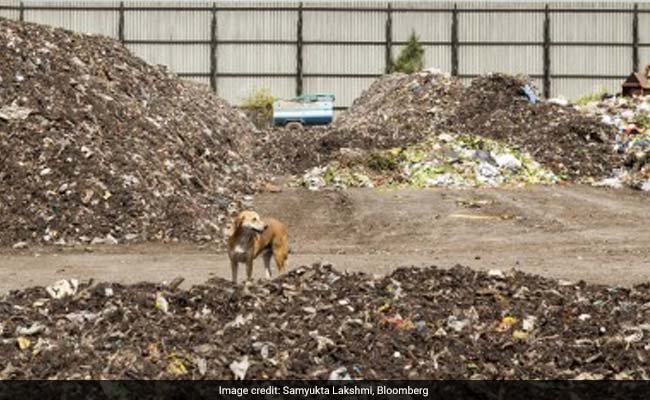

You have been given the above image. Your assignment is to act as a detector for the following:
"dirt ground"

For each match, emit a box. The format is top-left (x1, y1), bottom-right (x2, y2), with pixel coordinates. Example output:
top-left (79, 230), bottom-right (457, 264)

top-left (1, 184), bottom-right (649, 293)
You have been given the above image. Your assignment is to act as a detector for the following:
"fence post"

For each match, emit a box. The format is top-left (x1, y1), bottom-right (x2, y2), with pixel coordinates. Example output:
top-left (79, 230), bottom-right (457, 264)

top-left (210, 3), bottom-right (218, 94)
top-left (385, 2), bottom-right (392, 74)
top-left (451, 4), bottom-right (458, 76)
top-left (118, 1), bottom-right (125, 44)
top-left (633, 3), bottom-right (639, 72)
top-left (19, 1), bottom-right (24, 22)
top-left (543, 4), bottom-right (551, 98)
top-left (296, 2), bottom-right (303, 96)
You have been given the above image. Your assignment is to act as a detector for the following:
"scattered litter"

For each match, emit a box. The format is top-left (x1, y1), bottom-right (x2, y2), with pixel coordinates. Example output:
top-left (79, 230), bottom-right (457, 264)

top-left (0, 265), bottom-right (646, 378)
top-left (229, 356), bottom-right (250, 380)
top-left (166, 355), bottom-right (188, 376)
top-left (45, 279), bottom-right (78, 299)
top-left (522, 315), bottom-right (537, 332)
top-left (578, 94), bottom-right (650, 190)
top-left (512, 330), bottom-right (529, 340)
top-left (496, 316), bottom-right (517, 332)
top-left (155, 292), bottom-right (169, 314)
top-left (12, 241), bottom-right (28, 250)
top-left (16, 323), bottom-right (45, 336)
top-left (487, 269), bottom-right (505, 279)
top-left (329, 366), bottom-right (352, 381)
top-left (15, 337), bottom-right (30, 350)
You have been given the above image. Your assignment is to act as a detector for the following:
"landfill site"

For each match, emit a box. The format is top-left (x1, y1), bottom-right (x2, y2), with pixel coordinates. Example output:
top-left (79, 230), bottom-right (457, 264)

top-left (2, 15), bottom-right (650, 381)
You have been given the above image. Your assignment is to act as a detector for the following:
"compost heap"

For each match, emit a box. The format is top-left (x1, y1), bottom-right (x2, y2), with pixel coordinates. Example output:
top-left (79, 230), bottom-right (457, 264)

top-left (2, 264), bottom-right (649, 379)
top-left (0, 18), bottom-right (259, 247)
top-left (443, 74), bottom-right (619, 180)
top-left (262, 71), bottom-right (617, 186)
top-left (578, 94), bottom-right (650, 191)
top-left (255, 70), bottom-right (463, 175)
top-left (301, 133), bottom-right (557, 190)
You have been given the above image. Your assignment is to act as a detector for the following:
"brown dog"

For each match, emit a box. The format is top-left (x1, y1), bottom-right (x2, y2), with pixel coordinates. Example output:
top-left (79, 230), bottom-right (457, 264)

top-left (227, 210), bottom-right (288, 283)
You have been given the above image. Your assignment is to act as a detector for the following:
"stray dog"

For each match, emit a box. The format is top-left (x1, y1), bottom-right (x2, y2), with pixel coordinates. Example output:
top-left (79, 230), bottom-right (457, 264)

top-left (227, 210), bottom-right (288, 283)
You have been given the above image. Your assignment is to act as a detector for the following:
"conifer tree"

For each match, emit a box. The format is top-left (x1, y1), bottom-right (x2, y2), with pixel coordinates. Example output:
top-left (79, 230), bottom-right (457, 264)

top-left (390, 31), bottom-right (425, 74)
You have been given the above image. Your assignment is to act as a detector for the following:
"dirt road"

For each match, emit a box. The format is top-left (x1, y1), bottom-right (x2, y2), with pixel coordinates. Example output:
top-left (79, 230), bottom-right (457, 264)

top-left (1, 184), bottom-right (649, 292)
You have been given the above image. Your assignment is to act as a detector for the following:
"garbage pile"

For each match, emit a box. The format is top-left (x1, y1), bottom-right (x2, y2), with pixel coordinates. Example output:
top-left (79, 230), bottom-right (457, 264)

top-left (301, 133), bottom-right (557, 190)
top-left (254, 127), bottom-right (332, 175)
top-left (442, 74), bottom-right (619, 180)
top-left (261, 72), bottom-right (617, 186)
top-left (578, 95), bottom-right (650, 191)
top-left (2, 264), bottom-right (649, 379)
top-left (331, 70), bottom-right (463, 147)
top-left (255, 70), bottom-right (463, 175)
top-left (0, 18), bottom-right (260, 247)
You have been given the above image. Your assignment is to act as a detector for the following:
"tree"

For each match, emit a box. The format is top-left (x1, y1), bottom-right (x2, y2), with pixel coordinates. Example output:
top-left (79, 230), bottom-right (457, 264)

top-left (390, 31), bottom-right (424, 74)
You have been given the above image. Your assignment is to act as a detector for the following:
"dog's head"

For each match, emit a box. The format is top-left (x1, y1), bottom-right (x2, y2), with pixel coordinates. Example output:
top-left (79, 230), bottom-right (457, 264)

top-left (234, 210), bottom-right (267, 233)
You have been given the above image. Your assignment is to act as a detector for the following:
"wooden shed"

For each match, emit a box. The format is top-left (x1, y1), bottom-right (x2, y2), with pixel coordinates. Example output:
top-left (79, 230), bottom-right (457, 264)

top-left (622, 65), bottom-right (650, 96)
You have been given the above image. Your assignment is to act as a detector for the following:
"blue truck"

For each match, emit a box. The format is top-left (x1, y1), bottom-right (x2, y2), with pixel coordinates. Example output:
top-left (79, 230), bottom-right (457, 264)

top-left (272, 93), bottom-right (335, 128)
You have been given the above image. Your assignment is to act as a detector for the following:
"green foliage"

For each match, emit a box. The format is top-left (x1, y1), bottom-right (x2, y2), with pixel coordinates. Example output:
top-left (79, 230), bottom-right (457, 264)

top-left (575, 88), bottom-right (608, 106)
top-left (241, 88), bottom-right (275, 128)
top-left (389, 31), bottom-right (424, 74)
top-left (366, 150), bottom-right (404, 171)
top-left (634, 112), bottom-right (650, 130)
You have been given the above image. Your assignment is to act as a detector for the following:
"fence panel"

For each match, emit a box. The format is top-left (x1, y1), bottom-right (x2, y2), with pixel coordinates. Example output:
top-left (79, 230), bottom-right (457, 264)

top-left (22, 1), bottom-right (119, 37)
top-left (0, 0), bottom-right (20, 19)
top-left (125, 1), bottom-right (211, 40)
top-left (1, 0), bottom-right (647, 106)
top-left (215, 3), bottom-right (297, 103)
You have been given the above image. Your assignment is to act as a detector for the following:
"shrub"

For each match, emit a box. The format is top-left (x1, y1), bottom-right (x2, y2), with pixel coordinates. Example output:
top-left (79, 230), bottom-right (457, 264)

top-left (635, 111), bottom-right (650, 130)
top-left (575, 88), bottom-right (608, 106)
top-left (390, 31), bottom-right (424, 74)
top-left (241, 88), bottom-right (275, 128)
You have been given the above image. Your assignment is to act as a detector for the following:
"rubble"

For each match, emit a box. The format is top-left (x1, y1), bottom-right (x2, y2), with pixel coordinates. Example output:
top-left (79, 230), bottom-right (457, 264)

top-left (299, 133), bottom-right (557, 190)
top-left (0, 18), bottom-right (260, 247)
top-left (1, 264), bottom-right (649, 379)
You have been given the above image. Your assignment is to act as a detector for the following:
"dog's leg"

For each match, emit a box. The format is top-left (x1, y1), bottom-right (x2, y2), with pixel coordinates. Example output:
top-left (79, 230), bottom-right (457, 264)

top-left (263, 251), bottom-right (273, 279)
top-left (273, 239), bottom-right (288, 273)
top-left (230, 259), bottom-right (238, 284)
top-left (273, 250), bottom-right (287, 273)
top-left (245, 258), bottom-right (254, 281)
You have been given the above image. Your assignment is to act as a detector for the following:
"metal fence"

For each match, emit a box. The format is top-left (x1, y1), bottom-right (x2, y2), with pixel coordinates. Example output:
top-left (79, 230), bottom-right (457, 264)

top-left (1, 1), bottom-right (649, 108)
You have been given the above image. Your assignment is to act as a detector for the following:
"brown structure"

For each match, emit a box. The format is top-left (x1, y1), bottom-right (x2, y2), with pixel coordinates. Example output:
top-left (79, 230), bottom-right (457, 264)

top-left (622, 65), bottom-right (650, 96)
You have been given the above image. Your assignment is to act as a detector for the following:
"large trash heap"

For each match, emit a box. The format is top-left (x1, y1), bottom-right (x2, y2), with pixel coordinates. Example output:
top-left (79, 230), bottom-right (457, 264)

top-left (578, 94), bottom-right (650, 191)
top-left (1, 264), bottom-right (649, 379)
top-left (282, 71), bottom-right (619, 190)
top-left (0, 18), bottom-right (260, 247)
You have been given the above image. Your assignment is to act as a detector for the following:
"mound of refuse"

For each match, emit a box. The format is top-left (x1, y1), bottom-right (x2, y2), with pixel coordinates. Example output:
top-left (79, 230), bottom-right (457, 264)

top-left (578, 94), bottom-right (650, 191)
top-left (256, 70), bottom-right (463, 175)
top-left (331, 70), bottom-right (463, 147)
top-left (443, 74), bottom-right (619, 180)
top-left (1, 264), bottom-right (649, 379)
top-left (261, 72), bottom-right (617, 184)
top-left (0, 18), bottom-right (259, 247)
top-left (301, 133), bottom-right (557, 190)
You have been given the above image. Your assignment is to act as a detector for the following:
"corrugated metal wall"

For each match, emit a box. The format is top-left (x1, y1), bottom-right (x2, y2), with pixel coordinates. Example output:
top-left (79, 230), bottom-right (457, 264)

top-left (1, 0), bottom-right (647, 106)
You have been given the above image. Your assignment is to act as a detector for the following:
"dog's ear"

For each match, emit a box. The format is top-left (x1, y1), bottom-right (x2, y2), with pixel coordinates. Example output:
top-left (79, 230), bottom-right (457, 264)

top-left (234, 214), bottom-right (244, 229)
